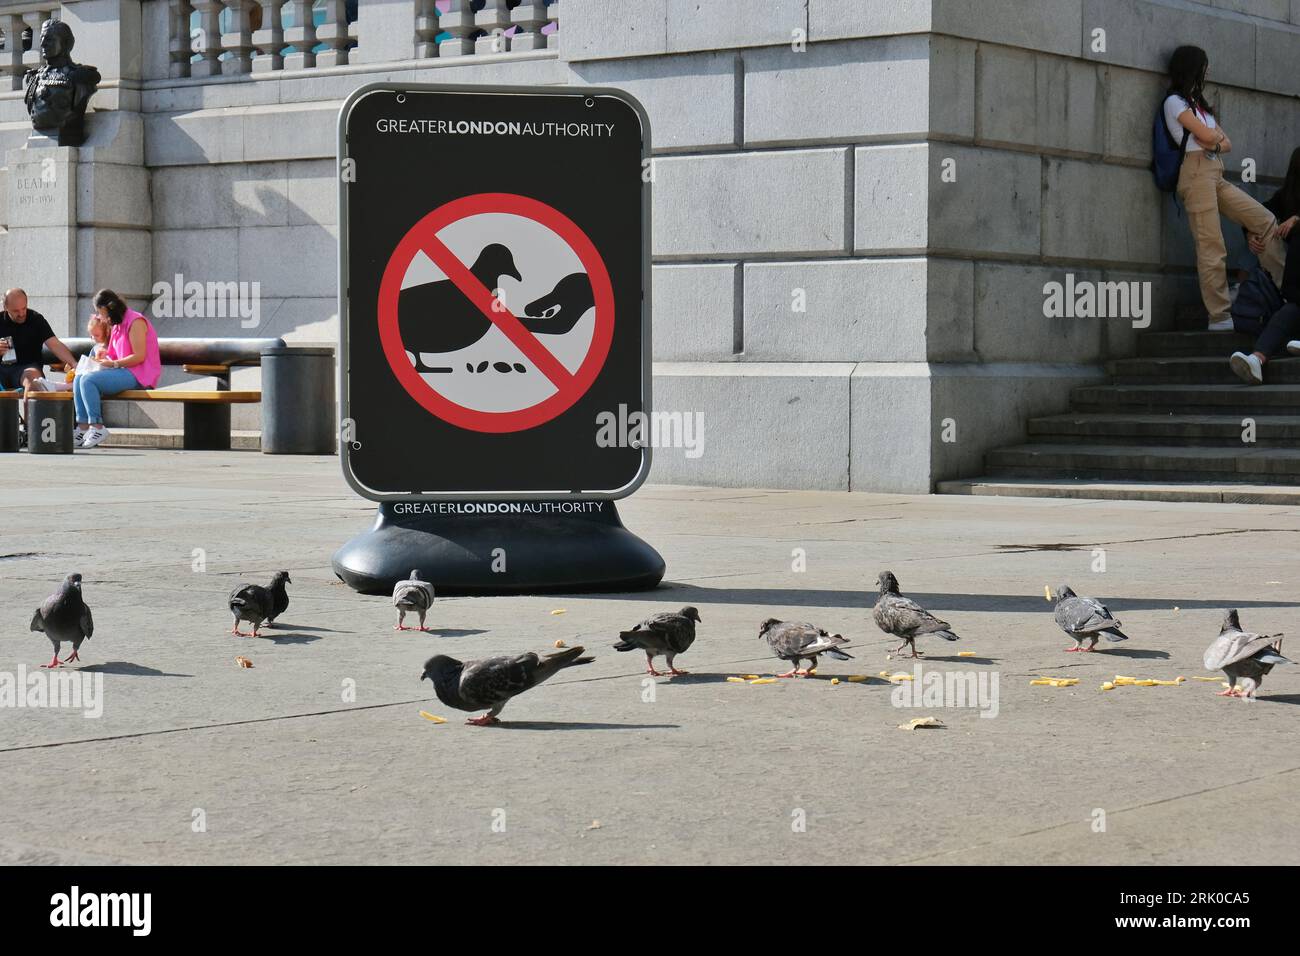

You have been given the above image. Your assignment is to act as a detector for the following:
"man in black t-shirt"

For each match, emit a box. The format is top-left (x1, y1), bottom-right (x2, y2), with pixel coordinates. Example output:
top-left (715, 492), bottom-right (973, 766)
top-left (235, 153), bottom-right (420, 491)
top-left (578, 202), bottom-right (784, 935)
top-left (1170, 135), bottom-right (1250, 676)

top-left (0, 288), bottom-right (78, 391)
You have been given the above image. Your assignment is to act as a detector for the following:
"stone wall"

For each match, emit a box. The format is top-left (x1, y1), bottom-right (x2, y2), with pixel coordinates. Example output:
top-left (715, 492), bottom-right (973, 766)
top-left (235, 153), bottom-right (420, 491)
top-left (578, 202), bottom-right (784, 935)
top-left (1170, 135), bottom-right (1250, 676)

top-left (0, 0), bottom-right (1297, 485)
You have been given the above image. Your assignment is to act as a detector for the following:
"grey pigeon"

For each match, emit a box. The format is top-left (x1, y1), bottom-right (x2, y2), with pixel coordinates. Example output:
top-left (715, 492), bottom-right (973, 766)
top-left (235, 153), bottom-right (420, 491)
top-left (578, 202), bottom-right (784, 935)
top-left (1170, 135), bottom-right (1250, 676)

top-left (872, 571), bottom-right (959, 658)
top-left (30, 573), bottom-right (94, 668)
top-left (228, 571), bottom-right (291, 637)
top-left (393, 569), bottom-right (435, 632)
top-left (1051, 584), bottom-right (1129, 652)
top-left (759, 618), bottom-right (852, 678)
top-left (613, 606), bottom-right (700, 676)
top-left (1204, 609), bottom-right (1290, 699)
top-left (420, 646), bottom-right (594, 726)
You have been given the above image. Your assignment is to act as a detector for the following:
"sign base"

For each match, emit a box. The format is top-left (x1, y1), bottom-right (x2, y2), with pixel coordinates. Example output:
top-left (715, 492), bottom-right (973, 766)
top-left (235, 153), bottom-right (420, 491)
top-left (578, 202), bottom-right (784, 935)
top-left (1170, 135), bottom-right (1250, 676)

top-left (331, 500), bottom-right (666, 595)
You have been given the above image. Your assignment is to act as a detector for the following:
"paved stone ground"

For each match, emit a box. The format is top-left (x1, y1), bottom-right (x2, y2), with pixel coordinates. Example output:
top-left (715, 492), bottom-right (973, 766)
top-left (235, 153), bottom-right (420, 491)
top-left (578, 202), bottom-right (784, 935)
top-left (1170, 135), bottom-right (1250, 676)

top-left (2, 450), bottom-right (1298, 865)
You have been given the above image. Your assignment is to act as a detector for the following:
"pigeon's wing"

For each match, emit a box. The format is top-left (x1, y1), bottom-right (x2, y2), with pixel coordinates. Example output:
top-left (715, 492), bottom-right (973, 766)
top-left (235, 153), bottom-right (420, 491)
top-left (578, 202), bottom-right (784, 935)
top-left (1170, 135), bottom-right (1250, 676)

top-left (393, 581), bottom-right (432, 610)
top-left (766, 622), bottom-right (821, 657)
top-left (878, 594), bottom-right (950, 636)
top-left (1205, 630), bottom-right (1279, 670)
top-left (459, 654), bottom-right (538, 708)
top-left (80, 603), bottom-right (93, 639)
top-left (1057, 596), bottom-right (1116, 634)
top-left (645, 613), bottom-right (695, 653)
top-left (230, 584), bottom-right (268, 617)
top-left (30, 608), bottom-right (44, 632)
top-left (801, 630), bottom-right (849, 656)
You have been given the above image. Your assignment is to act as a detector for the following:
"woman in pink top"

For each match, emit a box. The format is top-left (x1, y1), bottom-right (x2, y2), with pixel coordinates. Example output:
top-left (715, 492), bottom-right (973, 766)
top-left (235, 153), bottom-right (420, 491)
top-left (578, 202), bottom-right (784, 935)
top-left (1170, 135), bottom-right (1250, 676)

top-left (73, 288), bottom-right (162, 449)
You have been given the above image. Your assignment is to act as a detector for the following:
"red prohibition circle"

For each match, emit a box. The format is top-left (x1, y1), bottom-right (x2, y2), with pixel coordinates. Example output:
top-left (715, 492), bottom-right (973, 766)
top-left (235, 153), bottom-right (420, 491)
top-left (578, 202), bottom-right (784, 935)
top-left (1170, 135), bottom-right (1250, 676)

top-left (377, 192), bottom-right (615, 434)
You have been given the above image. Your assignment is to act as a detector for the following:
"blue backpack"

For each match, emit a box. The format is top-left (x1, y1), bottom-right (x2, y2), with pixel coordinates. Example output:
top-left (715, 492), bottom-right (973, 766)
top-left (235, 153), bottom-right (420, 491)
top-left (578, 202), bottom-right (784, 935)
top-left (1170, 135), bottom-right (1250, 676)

top-left (1231, 264), bottom-right (1284, 332)
top-left (1151, 104), bottom-right (1190, 193)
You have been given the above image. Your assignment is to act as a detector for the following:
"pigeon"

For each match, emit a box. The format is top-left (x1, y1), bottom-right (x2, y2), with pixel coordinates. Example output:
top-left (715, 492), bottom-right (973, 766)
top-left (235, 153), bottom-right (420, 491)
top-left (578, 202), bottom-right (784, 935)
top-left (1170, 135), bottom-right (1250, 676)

top-left (613, 606), bottom-right (700, 676)
top-left (1204, 609), bottom-right (1291, 699)
top-left (228, 571), bottom-right (291, 637)
top-left (393, 569), bottom-right (435, 632)
top-left (872, 571), bottom-right (959, 658)
top-left (1050, 584), bottom-right (1128, 652)
top-left (759, 618), bottom-right (852, 678)
top-left (399, 243), bottom-right (523, 366)
top-left (30, 572), bottom-right (93, 668)
top-left (420, 646), bottom-right (594, 726)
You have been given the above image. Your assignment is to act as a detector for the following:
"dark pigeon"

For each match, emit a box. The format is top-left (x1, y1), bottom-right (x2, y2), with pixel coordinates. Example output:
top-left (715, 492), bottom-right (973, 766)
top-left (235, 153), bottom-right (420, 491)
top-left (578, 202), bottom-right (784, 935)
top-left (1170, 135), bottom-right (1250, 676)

top-left (1204, 609), bottom-right (1290, 699)
top-left (393, 569), bottom-right (435, 632)
top-left (1051, 584), bottom-right (1128, 652)
top-left (420, 646), bottom-right (594, 726)
top-left (399, 243), bottom-right (522, 366)
top-left (872, 570), bottom-right (959, 658)
top-left (613, 606), bottom-right (700, 676)
top-left (30, 572), bottom-right (93, 668)
top-left (759, 618), bottom-right (852, 678)
top-left (228, 571), bottom-right (291, 637)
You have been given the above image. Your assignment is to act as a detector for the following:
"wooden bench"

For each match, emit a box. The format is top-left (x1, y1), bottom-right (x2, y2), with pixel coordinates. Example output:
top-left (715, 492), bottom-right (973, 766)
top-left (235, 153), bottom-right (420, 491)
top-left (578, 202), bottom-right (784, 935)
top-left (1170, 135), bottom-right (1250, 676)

top-left (28, 336), bottom-right (286, 450)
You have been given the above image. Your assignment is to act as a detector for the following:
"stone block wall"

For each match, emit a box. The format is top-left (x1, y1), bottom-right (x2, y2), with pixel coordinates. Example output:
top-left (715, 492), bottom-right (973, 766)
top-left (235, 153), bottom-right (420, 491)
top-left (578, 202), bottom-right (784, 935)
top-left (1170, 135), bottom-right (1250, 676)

top-left (0, 0), bottom-right (1296, 483)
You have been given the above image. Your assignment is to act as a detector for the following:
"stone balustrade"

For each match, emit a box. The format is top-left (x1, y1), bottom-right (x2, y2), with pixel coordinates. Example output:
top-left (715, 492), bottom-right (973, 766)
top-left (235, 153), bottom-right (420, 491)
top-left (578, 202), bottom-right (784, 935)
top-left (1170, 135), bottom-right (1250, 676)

top-left (166, 0), bottom-right (559, 78)
top-left (0, 2), bottom-right (60, 91)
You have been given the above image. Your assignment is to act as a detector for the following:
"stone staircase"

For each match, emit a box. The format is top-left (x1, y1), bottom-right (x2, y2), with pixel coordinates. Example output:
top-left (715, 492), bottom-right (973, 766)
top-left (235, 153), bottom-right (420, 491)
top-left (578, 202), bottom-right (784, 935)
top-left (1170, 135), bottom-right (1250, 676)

top-left (939, 330), bottom-right (1300, 504)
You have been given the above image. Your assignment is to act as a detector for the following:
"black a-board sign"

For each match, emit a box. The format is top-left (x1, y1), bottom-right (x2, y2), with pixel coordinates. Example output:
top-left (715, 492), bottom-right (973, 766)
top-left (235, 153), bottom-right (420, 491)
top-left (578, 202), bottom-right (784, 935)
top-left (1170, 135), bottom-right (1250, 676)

top-left (333, 83), bottom-right (663, 595)
top-left (338, 82), bottom-right (651, 499)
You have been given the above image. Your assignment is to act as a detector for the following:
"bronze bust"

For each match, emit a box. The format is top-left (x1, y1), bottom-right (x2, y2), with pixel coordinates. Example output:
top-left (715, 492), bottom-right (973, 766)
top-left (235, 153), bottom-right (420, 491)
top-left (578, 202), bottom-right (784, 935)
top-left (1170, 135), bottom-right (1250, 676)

top-left (24, 20), bottom-right (101, 147)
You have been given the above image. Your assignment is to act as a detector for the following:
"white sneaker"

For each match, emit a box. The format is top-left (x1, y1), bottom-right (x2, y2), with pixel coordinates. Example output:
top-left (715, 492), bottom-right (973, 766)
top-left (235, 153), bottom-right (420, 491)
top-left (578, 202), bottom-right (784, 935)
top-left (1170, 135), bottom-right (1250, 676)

top-left (1288, 340), bottom-right (1300, 355)
top-left (1208, 317), bottom-right (1235, 332)
top-left (73, 429), bottom-right (86, 448)
top-left (1229, 351), bottom-right (1263, 385)
top-left (80, 426), bottom-right (109, 448)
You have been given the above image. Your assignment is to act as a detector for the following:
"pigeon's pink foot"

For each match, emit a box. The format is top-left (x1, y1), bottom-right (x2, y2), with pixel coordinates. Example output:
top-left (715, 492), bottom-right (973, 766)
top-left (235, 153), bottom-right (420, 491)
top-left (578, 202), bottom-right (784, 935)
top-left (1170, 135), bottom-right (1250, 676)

top-left (1216, 688), bottom-right (1238, 697)
top-left (466, 715), bottom-right (500, 726)
top-left (776, 668), bottom-right (799, 678)
top-left (394, 624), bottom-right (408, 631)
top-left (40, 655), bottom-right (60, 669)
top-left (645, 665), bottom-right (663, 676)
top-left (418, 627), bottom-right (433, 632)
top-left (231, 627), bottom-right (245, 636)
top-left (1064, 646), bottom-right (1081, 652)
top-left (61, 651), bottom-right (80, 664)
top-left (1080, 645), bottom-right (1098, 653)
top-left (668, 667), bottom-right (689, 676)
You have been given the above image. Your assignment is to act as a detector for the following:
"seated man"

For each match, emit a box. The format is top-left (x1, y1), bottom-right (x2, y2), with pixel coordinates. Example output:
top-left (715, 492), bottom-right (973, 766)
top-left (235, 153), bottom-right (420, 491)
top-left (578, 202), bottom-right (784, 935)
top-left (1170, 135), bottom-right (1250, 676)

top-left (0, 289), bottom-right (79, 435)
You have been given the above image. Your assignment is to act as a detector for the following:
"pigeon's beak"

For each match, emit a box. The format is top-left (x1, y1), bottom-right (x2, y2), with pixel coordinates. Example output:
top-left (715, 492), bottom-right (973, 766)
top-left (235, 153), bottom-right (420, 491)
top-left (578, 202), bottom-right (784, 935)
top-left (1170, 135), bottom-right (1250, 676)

top-left (419, 671), bottom-right (427, 682)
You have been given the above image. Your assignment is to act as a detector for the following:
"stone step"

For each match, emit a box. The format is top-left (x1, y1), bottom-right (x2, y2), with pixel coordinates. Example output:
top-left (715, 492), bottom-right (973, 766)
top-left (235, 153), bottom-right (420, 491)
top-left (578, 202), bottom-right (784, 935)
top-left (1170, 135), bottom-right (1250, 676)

top-left (1109, 355), bottom-right (1300, 384)
top-left (1027, 412), bottom-right (1300, 445)
top-left (1137, 330), bottom-right (1254, 356)
top-left (937, 477), bottom-right (1300, 505)
top-left (985, 442), bottom-right (1300, 481)
top-left (1070, 382), bottom-right (1300, 413)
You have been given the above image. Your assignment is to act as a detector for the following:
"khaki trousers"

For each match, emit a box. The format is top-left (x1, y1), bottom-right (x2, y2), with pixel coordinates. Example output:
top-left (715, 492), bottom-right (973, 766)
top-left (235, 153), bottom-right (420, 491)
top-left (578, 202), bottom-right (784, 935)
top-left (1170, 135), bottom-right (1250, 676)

top-left (1177, 150), bottom-right (1285, 322)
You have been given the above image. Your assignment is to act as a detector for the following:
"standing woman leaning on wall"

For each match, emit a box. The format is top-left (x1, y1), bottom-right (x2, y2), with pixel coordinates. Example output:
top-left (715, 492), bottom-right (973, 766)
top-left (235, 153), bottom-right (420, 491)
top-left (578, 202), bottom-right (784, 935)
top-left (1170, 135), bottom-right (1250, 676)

top-left (1165, 45), bottom-right (1285, 331)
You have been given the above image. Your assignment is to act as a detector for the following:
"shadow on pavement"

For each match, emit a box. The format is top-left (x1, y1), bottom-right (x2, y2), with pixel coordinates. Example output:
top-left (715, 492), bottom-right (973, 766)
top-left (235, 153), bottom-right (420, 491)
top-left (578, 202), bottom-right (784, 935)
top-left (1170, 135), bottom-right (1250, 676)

top-left (621, 585), bottom-right (1300, 614)
top-left (264, 623), bottom-right (344, 633)
top-left (491, 721), bottom-right (680, 731)
top-left (422, 628), bottom-right (489, 637)
top-left (1089, 647), bottom-right (1171, 659)
top-left (79, 661), bottom-right (192, 677)
top-left (263, 634), bottom-right (321, 645)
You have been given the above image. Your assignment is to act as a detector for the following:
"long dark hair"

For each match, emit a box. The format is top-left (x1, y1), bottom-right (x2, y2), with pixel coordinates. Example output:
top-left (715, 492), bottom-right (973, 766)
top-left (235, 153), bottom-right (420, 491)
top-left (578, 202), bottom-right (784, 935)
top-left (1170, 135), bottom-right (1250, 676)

top-left (1274, 147), bottom-right (1300, 222)
top-left (93, 288), bottom-right (128, 326)
top-left (1167, 45), bottom-right (1214, 117)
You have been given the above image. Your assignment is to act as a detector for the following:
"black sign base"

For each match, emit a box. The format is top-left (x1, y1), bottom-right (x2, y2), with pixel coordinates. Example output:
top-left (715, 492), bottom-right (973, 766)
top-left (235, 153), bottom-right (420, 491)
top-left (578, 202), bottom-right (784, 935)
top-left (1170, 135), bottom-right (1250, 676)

top-left (332, 500), bottom-right (666, 595)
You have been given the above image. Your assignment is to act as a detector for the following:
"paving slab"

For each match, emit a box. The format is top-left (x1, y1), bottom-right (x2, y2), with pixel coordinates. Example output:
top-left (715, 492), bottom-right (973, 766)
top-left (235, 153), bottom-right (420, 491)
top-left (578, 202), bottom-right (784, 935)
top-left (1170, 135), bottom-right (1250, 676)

top-left (1, 450), bottom-right (1298, 864)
